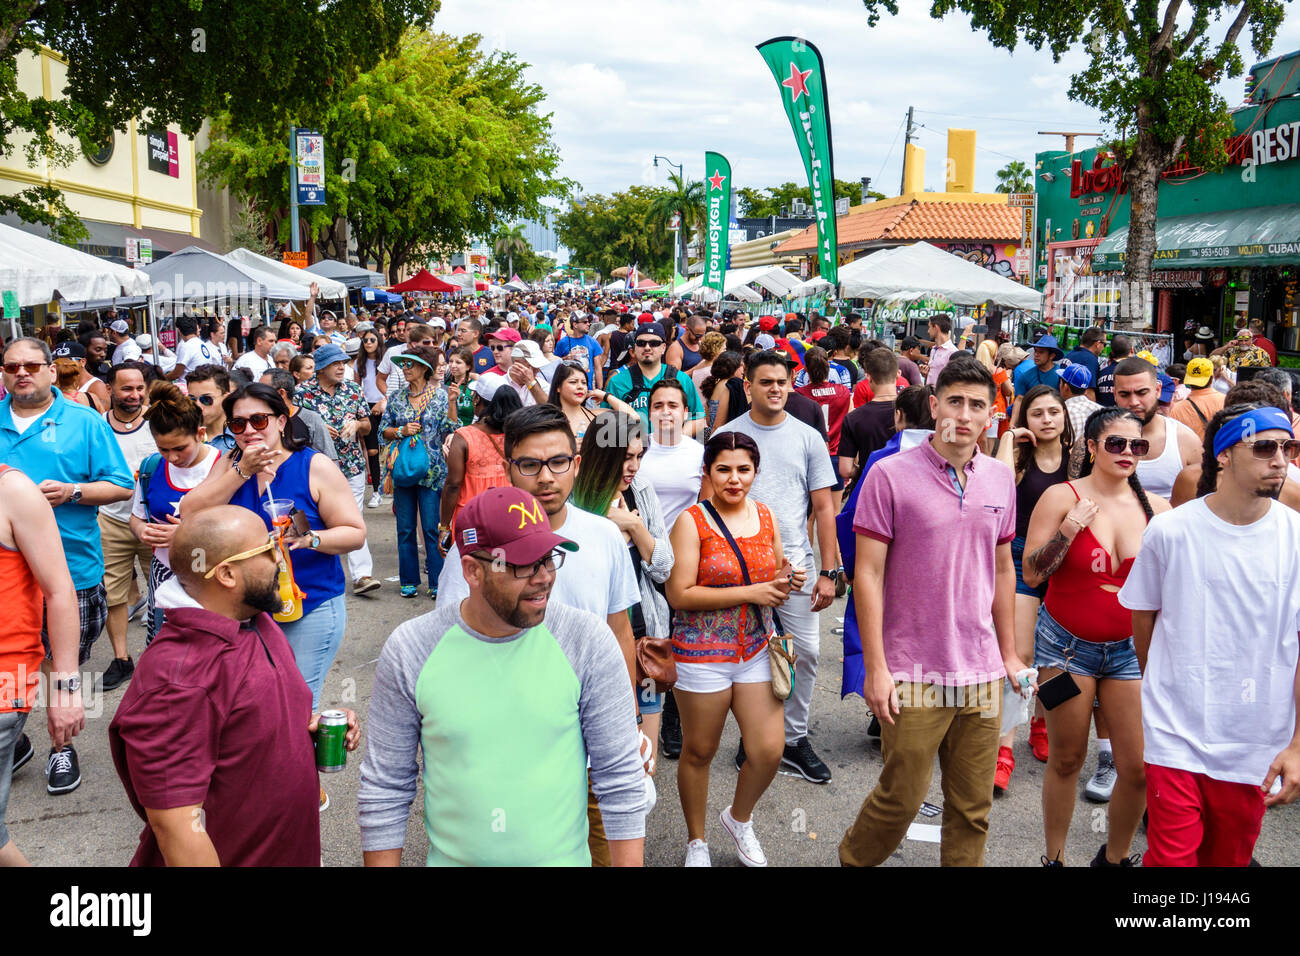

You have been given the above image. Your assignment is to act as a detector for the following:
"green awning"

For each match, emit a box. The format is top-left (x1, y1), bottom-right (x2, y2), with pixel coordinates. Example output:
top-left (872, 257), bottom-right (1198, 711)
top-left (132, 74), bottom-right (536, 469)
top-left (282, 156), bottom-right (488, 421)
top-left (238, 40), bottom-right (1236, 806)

top-left (1092, 203), bottom-right (1300, 270)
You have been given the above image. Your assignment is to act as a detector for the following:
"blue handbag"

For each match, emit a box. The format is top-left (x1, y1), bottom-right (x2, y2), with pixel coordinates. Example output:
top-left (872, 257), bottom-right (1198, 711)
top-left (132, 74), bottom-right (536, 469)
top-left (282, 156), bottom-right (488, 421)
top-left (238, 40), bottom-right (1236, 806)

top-left (391, 433), bottom-right (430, 487)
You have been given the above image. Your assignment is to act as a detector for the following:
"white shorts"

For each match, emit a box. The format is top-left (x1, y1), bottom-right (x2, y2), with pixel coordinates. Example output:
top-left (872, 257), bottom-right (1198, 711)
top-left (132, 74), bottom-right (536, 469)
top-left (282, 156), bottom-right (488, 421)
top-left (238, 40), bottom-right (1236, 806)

top-left (674, 651), bottom-right (770, 694)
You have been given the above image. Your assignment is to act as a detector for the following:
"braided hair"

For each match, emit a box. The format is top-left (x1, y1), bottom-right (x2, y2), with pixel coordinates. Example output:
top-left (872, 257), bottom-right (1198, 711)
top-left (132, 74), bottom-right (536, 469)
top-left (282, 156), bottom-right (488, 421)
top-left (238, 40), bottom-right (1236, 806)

top-left (1077, 406), bottom-right (1154, 520)
top-left (1196, 403), bottom-right (1265, 498)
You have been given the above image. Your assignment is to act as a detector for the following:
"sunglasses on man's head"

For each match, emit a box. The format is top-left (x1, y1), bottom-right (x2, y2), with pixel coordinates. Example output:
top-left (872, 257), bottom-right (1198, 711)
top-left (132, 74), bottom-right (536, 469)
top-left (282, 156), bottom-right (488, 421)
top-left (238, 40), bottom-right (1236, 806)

top-left (228, 413), bottom-right (273, 434)
top-left (3, 362), bottom-right (46, 375)
top-left (1101, 436), bottom-right (1151, 456)
top-left (1239, 438), bottom-right (1300, 460)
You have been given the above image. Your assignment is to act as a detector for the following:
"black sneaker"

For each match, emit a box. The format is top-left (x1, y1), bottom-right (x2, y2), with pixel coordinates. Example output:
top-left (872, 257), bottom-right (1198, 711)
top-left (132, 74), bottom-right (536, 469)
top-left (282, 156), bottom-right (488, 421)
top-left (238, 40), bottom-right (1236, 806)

top-left (99, 656), bottom-right (134, 691)
top-left (735, 739), bottom-right (746, 771)
top-left (659, 697), bottom-right (682, 760)
top-left (1090, 842), bottom-right (1140, 867)
top-left (46, 746), bottom-right (81, 795)
top-left (12, 733), bottom-right (32, 772)
top-left (867, 714), bottom-right (882, 739)
top-left (781, 737), bottom-right (832, 784)
top-left (1041, 853), bottom-right (1063, 867)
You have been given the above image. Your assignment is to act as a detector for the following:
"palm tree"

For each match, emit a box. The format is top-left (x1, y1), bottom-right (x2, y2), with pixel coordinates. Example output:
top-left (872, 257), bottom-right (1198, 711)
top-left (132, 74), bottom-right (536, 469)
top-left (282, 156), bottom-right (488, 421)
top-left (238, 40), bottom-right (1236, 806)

top-left (994, 161), bottom-right (1033, 194)
top-left (648, 172), bottom-right (706, 275)
top-left (493, 224), bottom-right (529, 279)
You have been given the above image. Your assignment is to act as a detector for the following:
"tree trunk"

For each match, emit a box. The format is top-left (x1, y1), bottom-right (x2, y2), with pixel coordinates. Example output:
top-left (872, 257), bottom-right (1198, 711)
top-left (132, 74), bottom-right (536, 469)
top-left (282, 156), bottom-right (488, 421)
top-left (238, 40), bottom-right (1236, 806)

top-left (1118, 107), bottom-right (1176, 332)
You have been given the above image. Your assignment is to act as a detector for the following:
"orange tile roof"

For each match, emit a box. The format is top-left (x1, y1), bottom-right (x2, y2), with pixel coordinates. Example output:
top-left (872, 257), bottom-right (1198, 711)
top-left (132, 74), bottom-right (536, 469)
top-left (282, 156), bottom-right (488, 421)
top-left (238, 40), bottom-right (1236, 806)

top-left (773, 200), bottom-right (1023, 256)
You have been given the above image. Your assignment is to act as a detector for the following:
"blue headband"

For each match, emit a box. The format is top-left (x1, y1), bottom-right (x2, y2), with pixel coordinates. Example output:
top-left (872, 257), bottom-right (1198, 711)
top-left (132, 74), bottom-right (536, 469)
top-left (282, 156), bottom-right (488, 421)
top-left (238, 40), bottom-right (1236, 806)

top-left (1213, 407), bottom-right (1295, 458)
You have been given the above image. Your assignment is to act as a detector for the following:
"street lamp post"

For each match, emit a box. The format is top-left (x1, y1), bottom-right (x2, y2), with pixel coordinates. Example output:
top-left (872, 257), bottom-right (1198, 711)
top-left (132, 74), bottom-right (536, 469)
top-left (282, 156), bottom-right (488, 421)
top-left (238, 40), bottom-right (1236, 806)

top-left (654, 155), bottom-right (684, 284)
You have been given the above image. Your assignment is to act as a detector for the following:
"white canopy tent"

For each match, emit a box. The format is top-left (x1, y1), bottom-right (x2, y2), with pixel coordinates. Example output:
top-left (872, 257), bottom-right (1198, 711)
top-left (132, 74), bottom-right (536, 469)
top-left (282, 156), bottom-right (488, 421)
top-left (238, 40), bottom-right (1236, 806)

top-left (676, 265), bottom-right (803, 303)
top-left (438, 273), bottom-right (476, 294)
top-left (503, 280), bottom-right (529, 293)
top-left (141, 247), bottom-right (270, 309)
top-left (837, 242), bottom-right (1042, 310)
top-left (602, 279), bottom-right (628, 293)
top-left (0, 220), bottom-right (152, 307)
top-left (227, 248), bottom-right (348, 300)
top-left (788, 276), bottom-right (833, 297)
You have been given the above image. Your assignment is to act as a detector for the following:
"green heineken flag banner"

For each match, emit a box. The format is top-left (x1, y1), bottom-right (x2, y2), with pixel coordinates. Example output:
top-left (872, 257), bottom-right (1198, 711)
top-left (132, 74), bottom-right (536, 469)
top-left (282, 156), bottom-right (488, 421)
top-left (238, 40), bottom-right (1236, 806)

top-left (703, 151), bottom-right (733, 301)
top-left (756, 37), bottom-right (838, 286)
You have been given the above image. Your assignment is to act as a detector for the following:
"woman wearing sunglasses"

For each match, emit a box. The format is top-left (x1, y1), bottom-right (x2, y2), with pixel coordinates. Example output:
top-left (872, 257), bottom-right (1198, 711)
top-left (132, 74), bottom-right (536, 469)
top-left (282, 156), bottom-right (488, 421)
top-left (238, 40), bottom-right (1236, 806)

top-left (1023, 406), bottom-right (1171, 867)
top-left (127, 381), bottom-right (223, 648)
top-left (379, 345), bottom-right (460, 599)
top-left (181, 383), bottom-right (367, 718)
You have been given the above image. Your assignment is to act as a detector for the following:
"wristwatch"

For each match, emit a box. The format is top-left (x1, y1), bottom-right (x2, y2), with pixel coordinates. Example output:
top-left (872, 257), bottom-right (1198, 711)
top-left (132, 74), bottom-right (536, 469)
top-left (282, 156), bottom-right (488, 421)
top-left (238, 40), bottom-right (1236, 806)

top-left (69, 483), bottom-right (82, 504)
top-left (819, 568), bottom-right (843, 583)
top-left (308, 533), bottom-right (321, 550)
top-left (55, 675), bottom-right (81, 693)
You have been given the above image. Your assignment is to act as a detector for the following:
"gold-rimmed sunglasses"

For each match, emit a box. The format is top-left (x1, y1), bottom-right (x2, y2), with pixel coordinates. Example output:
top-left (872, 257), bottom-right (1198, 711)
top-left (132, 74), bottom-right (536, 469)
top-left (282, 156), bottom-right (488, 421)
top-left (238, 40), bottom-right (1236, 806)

top-left (203, 536), bottom-right (277, 578)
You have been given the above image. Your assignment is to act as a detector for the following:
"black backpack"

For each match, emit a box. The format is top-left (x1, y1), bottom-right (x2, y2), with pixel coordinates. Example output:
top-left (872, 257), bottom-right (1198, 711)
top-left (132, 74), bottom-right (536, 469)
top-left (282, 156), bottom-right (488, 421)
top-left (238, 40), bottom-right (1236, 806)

top-left (625, 363), bottom-right (680, 408)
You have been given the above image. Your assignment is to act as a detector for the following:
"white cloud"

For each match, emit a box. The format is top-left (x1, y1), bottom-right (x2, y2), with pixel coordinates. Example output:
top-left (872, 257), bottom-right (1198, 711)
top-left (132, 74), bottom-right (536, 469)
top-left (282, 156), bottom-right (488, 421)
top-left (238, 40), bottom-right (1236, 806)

top-left (436, 0), bottom-right (1300, 199)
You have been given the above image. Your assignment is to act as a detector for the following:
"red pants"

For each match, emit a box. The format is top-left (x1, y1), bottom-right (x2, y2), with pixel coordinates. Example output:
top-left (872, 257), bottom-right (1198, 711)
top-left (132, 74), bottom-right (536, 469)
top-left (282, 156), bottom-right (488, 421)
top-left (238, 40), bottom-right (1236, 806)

top-left (1144, 763), bottom-right (1266, 867)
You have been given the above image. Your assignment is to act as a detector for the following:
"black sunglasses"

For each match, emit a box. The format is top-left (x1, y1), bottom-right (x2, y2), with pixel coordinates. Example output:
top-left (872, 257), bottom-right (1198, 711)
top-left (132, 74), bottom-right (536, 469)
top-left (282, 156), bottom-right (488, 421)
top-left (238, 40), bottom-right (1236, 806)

top-left (1101, 436), bottom-right (1151, 456)
top-left (228, 413), bottom-right (273, 434)
top-left (635, 339), bottom-right (664, 348)
top-left (195, 394), bottom-right (215, 406)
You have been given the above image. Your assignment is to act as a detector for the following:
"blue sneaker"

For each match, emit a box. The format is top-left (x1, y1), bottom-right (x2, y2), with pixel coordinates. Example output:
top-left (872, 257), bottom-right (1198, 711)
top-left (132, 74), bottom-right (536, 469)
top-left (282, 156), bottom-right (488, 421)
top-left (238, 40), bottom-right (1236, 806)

top-left (400, 585), bottom-right (417, 598)
top-left (426, 587), bottom-right (437, 601)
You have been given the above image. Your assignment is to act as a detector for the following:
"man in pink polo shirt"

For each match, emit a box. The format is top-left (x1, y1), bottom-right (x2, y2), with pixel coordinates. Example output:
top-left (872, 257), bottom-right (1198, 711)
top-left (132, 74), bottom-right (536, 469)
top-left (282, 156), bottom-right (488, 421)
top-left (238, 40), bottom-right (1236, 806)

top-left (839, 355), bottom-right (1030, 867)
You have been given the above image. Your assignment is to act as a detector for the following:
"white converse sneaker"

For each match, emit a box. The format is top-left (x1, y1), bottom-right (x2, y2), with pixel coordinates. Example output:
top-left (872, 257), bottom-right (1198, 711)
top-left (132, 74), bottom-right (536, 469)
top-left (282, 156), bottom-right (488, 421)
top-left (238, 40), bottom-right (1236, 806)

top-left (720, 805), bottom-right (767, 867)
top-left (684, 839), bottom-right (711, 867)
top-left (366, 491), bottom-right (382, 509)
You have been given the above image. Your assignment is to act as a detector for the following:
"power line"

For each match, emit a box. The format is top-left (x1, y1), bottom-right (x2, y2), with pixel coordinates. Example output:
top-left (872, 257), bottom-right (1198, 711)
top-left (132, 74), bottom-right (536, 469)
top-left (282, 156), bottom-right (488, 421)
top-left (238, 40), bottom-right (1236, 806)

top-left (914, 123), bottom-right (1025, 163)
top-left (875, 116), bottom-right (906, 183)
top-left (914, 108), bottom-right (1097, 128)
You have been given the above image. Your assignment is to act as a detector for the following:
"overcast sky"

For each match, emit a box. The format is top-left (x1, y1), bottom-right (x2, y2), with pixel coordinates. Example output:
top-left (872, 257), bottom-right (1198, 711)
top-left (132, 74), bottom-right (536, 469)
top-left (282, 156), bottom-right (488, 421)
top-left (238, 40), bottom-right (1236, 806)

top-left (436, 1), bottom-right (1300, 206)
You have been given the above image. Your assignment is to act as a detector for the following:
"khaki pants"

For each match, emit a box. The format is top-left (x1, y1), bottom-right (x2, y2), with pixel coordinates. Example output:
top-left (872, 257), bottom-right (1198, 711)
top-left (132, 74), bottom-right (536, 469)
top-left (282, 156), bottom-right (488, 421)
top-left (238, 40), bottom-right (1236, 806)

top-left (587, 772), bottom-right (609, 867)
top-left (98, 512), bottom-right (153, 607)
top-left (839, 679), bottom-right (1002, 867)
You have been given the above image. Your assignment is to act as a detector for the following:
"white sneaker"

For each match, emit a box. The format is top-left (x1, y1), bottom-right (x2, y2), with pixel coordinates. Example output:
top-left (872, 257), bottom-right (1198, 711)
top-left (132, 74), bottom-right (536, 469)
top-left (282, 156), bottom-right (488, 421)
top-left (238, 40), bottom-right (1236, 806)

top-left (720, 805), bottom-right (767, 867)
top-left (366, 491), bottom-right (382, 509)
top-left (644, 774), bottom-right (657, 815)
top-left (684, 839), bottom-right (711, 867)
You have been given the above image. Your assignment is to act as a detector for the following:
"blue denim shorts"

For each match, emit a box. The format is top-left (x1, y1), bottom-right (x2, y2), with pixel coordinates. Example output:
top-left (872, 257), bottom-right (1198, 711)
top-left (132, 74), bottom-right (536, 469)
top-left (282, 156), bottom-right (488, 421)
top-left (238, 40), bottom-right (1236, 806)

top-left (636, 683), bottom-right (665, 715)
top-left (1033, 605), bottom-right (1141, 681)
top-left (1011, 535), bottom-right (1047, 599)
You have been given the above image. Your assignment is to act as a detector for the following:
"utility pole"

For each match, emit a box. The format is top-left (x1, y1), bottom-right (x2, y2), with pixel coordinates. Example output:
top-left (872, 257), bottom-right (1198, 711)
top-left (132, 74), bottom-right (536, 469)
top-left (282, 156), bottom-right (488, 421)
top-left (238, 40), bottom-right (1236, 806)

top-left (289, 126), bottom-right (300, 253)
top-left (1037, 131), bottom-right (1101, 155)
top-left (899, 106), bottom-right (915, 196)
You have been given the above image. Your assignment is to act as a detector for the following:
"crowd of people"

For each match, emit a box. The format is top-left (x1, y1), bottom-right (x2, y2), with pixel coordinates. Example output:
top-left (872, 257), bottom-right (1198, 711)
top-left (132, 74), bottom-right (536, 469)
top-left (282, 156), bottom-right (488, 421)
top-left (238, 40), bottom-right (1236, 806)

top-left (2, 288), bottom-right (1299, 869)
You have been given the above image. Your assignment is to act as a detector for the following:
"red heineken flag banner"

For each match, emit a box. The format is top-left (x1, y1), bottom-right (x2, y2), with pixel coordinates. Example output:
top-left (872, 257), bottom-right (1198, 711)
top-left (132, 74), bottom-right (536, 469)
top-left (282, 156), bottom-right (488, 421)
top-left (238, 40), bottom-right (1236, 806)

top-left (756, 37), bottom-right (838, 286)
top-left (703, 152), bottom-right (732, 301)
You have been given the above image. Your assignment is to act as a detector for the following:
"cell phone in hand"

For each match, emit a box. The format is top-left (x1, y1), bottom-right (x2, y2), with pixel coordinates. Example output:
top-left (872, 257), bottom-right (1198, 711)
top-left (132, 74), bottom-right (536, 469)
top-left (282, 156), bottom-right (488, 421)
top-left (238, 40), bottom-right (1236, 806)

top-left (290, 508), bottom-right (311, 538)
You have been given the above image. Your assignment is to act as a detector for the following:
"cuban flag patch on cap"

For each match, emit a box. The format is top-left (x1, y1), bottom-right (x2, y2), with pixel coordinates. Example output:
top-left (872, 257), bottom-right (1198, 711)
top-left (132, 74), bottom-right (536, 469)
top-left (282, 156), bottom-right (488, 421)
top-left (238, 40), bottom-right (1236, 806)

top-left (462, 528), bottom-right (478, 546)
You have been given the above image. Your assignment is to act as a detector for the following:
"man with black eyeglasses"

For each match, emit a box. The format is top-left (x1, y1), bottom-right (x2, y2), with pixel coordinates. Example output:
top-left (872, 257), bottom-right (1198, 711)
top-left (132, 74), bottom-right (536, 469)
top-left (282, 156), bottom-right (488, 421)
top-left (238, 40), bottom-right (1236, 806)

top-left (604, 321), bottom-right (703, 434)
top-left (361, 485), bottom-right (646, 866)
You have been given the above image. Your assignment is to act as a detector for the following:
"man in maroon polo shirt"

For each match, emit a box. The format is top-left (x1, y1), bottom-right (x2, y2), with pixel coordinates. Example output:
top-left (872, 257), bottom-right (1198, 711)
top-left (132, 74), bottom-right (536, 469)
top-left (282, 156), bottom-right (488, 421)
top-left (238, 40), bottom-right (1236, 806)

top-left (839, 355), bottom-right (1032, 867)
top-left (109, 505), bottom-right (359, 866)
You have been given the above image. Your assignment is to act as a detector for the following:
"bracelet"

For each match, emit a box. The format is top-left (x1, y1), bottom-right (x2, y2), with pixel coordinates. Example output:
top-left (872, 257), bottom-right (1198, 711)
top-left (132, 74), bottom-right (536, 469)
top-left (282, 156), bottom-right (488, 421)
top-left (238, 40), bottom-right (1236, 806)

top-left (232, 460), bottom-right (251, 481)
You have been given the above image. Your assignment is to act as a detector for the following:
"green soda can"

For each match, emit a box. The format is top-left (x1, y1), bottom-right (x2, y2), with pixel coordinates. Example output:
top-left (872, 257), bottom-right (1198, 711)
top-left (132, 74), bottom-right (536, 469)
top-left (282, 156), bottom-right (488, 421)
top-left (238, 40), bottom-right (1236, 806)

top-left (315, 710), bottom-right (348, 773)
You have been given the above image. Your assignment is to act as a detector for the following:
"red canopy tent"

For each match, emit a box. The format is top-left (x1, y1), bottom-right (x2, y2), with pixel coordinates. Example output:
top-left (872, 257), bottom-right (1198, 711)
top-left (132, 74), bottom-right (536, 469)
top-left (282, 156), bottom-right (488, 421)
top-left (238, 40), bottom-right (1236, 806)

top-left (452, 265), bottom-right (466, 273)
top-left (634, 278), bottom-right (659, 290)
top-left (389, 268), bottom-right (459, 293)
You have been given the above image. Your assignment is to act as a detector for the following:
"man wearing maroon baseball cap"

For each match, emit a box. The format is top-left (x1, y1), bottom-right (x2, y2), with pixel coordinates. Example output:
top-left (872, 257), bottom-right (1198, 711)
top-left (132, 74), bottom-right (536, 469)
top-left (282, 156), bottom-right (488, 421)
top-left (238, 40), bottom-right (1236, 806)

top-left (359, 482), bottom-right (647, 866)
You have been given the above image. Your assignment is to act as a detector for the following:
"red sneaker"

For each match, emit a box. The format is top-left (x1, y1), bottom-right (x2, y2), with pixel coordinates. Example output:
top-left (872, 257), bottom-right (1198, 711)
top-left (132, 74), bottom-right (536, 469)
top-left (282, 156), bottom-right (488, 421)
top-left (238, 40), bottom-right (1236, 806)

top-left (994, 746), bottom-right (1015, 794)
top-left (1029, 716), bottom-right (1049, 763)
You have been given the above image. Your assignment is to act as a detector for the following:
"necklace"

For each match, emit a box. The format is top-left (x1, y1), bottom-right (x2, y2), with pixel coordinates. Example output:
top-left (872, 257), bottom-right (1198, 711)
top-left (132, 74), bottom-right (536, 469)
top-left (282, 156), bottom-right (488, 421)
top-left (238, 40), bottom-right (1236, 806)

top-left (110, 407), bottom-right (144, 428)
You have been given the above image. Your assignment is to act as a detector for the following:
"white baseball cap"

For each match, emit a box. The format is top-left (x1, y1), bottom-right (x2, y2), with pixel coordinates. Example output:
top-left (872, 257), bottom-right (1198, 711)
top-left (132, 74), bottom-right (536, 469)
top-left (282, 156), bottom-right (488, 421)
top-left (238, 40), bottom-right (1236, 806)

top-left (510, 340), bottom-right (549, 369)
top-left (110, 319), bottom-right (130, 334)
top-left (471, 376), bottom-right (503, 401)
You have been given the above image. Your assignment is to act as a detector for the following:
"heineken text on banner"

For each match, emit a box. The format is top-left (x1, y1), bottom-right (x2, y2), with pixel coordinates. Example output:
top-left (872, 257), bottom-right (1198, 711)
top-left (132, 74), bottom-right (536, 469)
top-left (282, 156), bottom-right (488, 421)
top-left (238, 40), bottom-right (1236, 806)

top-left (756, 37), bottom-right (837, 286)
top-left (703, 152), bottom-right (733, 301)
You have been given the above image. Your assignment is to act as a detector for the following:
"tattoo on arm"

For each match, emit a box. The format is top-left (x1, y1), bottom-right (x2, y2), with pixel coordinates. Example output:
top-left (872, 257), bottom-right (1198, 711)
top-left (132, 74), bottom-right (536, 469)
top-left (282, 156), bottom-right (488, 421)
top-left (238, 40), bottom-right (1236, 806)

top-left (1028, 531), bottom-right (1071, 580)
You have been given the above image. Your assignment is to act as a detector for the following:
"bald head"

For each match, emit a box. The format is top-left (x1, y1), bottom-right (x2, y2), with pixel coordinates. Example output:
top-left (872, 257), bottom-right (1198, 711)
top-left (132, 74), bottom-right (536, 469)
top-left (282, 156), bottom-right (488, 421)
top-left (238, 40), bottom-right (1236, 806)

top-left (172, 506), bottom-right (269, 588)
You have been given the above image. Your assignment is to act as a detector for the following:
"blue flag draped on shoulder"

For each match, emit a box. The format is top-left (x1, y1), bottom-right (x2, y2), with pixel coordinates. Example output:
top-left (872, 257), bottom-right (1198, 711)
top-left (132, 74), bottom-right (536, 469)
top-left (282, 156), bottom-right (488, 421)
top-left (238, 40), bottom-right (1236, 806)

top-left (756, 37), bottom-right (838, 286)
top-left (703, 152), bottom-right (732, 302)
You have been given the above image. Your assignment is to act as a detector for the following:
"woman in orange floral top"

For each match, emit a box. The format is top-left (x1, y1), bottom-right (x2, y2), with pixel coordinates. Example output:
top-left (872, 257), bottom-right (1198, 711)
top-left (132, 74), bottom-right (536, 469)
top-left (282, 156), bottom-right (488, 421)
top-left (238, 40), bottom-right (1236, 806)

top-left (666, 431), bottom-right (804, 868)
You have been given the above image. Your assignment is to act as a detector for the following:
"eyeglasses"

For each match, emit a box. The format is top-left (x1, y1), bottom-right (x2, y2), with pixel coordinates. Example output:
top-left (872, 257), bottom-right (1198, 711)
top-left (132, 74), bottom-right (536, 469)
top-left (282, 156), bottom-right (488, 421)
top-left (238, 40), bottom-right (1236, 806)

top-left (1101, 436), bottom-right (1151, 456)
top-left (470, 549), bottom-right (567, 578)
top-left (195, 394), bottom-right (216, 406)
top-left (203, 537), bottom-right (276, 578)
top-left (1240, 438), bottom-right (1300, 460)
top-left (635, 339), bottom-right (664, 349)
top-left (3, 362), bottom-right (47, 375)
top-left (228, 413), bottom-right (273, 434)
top-left (509, 454), bottom-right (575, 476)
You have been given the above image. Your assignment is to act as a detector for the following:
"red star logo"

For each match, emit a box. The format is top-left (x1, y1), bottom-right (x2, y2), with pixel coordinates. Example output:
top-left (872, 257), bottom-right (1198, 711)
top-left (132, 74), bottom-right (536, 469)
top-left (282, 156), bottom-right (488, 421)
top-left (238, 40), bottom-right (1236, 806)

top-left (781, 62), bottom-right (813, 103)
top-left (708, 170), bottom-right (726, 190)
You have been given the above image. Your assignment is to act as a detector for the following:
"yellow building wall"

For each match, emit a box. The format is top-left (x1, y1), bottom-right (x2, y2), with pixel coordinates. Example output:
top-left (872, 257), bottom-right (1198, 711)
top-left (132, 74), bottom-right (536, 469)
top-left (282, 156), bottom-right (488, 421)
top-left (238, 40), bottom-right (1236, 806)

top-left (0, 48), bottom-right (202, 236)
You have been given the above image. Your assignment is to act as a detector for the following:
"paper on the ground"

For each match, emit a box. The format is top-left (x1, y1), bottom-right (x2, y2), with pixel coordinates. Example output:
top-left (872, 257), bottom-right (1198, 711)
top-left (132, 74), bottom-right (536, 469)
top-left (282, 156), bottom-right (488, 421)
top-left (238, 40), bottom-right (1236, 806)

top-left (906, 823), bottom-right (942, 843)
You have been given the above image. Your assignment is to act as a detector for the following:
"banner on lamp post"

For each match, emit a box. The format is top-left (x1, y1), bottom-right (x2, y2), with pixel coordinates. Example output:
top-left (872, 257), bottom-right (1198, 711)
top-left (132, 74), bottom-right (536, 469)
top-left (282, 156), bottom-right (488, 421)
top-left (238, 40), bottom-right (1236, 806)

top-left (756, 37), bottom-right (838, 286)
top-left (703, 152), bottom-right (732, 301)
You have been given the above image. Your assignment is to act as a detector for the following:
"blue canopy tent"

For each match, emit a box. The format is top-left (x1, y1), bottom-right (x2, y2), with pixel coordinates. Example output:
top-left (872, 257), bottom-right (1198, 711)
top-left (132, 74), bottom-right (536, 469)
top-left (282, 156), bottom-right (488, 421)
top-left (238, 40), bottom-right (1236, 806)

top-left (358, 287), bottom-right (402, 305)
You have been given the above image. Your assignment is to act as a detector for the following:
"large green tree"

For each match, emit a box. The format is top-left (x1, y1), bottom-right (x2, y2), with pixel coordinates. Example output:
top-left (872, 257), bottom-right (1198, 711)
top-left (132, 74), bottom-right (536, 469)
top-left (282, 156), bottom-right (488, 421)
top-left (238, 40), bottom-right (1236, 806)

top-left (736, 178), bottom-right (881, 217)
top-left (647, 171), bottom-right (705, 273)
top-left (995, 160), bottom-right (1033, 193)
top-left (554, 186), bottom-right (674, 280)
top-left (862, 0), bottom-right (1286, 329)
top-left (200, 30), bottom-right (567, 281)
top-left (0, 0), bottom-right (435, 242)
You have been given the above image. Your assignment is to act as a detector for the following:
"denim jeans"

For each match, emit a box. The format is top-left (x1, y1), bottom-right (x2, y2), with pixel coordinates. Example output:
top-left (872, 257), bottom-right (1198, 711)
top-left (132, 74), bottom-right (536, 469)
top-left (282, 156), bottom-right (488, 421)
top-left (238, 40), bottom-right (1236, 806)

top-left (394, 483), bottom-right (443, 589)
top-left (0, 710), bottom-right (29, 848)
top-left (279, 594), bottom-right (347, 711)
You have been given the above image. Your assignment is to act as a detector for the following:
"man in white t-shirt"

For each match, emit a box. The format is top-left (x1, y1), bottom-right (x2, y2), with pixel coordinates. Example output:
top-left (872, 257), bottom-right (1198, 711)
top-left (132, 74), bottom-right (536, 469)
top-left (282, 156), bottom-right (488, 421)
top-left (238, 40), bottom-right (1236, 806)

top-left (232, 326), bottom-right (275, 380)
top-left (1120, 404), bottom-right (1300, 867)
top-left (108, 319), bottom-right (142, 366)
top-left (168, 316), bottom-right (219, 384)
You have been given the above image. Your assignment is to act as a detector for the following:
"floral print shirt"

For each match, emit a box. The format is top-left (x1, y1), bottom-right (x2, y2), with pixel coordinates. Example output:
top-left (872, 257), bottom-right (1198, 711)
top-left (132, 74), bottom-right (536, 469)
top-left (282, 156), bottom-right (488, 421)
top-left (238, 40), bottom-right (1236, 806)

top-left (379, 383), bottom-right (459, 489)
top-left (295, 377), bottom-right (370, 479)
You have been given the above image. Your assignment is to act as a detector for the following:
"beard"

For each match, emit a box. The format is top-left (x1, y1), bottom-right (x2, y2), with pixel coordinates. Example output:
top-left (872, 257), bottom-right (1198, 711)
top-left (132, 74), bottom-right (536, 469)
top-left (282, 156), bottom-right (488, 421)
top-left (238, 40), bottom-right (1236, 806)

top-left (1135, 403), bottom-right (1158, 425)
top-left (482, 575), bottom-right (550, 630)
top-left (244, 571), bottom-right (285, 616)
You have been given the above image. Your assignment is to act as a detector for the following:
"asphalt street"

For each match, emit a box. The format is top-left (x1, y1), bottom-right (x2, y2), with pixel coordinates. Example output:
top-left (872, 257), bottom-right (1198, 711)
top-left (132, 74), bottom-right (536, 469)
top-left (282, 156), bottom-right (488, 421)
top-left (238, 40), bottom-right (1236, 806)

top-left (10, 508), bottom-right (1300, 868)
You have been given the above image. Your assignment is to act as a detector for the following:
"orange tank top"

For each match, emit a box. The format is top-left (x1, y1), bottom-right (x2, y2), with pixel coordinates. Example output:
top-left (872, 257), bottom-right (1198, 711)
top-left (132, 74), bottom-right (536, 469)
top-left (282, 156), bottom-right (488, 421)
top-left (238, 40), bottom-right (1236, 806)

top-left (453, 425), bottom-right (509, 523)
top-left (0, 466), bottom-right (45, 712)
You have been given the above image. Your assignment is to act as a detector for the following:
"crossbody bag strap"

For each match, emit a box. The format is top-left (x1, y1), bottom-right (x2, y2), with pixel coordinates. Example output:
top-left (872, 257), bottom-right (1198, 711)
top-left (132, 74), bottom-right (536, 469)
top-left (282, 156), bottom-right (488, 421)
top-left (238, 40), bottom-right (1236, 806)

top-left (699, 500), bottom-right (785, 636)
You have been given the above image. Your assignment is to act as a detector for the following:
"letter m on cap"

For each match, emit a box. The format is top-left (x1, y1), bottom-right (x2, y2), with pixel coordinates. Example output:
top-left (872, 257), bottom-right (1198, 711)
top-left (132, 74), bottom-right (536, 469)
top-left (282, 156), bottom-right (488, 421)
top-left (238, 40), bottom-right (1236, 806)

top-left (508, 500), bottom-right (545, 529)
